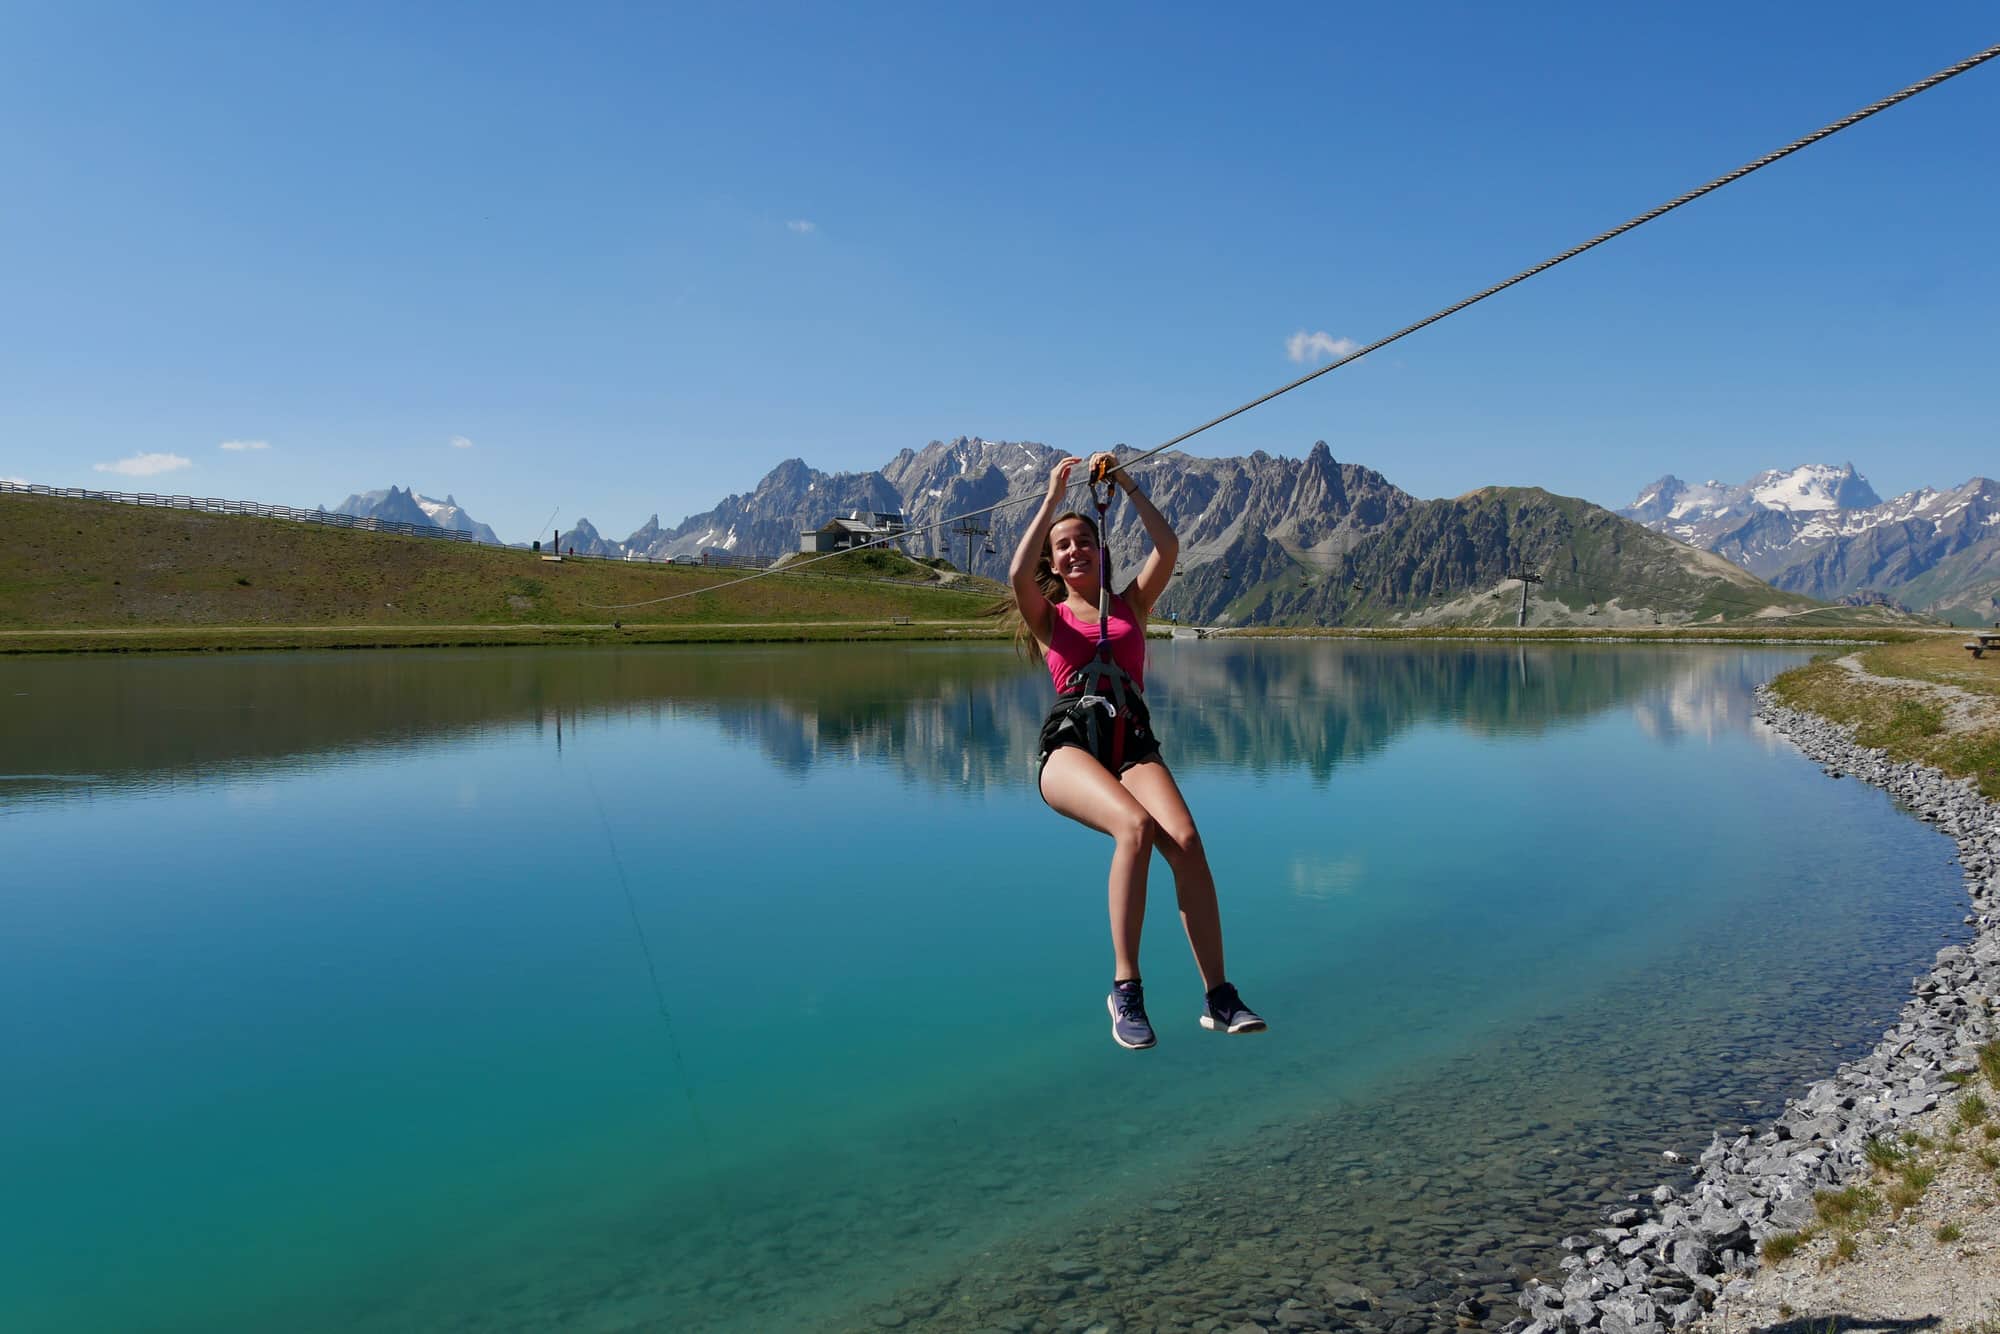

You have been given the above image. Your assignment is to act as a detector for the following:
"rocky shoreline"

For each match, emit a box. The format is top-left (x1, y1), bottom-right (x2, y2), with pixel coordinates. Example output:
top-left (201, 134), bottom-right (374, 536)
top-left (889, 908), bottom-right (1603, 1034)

top-left (1518, 687), bottom-right (2000, 1334)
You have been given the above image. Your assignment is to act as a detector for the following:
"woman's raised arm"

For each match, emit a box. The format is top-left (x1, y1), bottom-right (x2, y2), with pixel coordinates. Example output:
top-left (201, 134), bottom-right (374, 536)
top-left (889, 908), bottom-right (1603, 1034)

top-left (1109, 461), bottom-right (1177, 616)
top-left (1010, 456), bottom-right (1081, 644)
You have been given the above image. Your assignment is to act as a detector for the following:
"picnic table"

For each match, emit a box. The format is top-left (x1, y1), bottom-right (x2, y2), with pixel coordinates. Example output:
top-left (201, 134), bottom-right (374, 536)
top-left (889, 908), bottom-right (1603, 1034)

top-left (1966, 627), bottom-right (2000, 659)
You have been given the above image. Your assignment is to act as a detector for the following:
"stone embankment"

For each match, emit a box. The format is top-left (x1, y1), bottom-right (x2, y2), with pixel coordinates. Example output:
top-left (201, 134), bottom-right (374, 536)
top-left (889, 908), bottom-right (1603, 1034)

top-left (1517, 688), bottom-right (2000, 1334)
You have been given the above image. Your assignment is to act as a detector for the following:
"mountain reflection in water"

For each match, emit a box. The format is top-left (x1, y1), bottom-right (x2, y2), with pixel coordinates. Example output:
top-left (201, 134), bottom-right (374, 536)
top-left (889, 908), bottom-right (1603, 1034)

top-left (1, 642), bottom-right (1790, 806)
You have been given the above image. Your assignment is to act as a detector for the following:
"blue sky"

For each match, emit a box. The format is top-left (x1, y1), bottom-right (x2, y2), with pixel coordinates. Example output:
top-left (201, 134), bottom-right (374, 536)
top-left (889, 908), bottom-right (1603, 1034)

top-left (2, 3), bottom-right (1994, 544)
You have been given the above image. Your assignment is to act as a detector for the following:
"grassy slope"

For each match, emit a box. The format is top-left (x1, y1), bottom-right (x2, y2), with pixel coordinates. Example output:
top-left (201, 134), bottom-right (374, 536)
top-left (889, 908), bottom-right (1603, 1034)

top-left (0, 494), bottom-right (1004, 648)
top-left (1221, 487), bottom-right (1848, 629)
top-left (1769, 635), bottom-right (2000, 798)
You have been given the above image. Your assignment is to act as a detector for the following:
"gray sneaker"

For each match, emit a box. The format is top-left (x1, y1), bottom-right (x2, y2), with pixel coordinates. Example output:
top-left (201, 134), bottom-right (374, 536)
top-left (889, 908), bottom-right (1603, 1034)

top-left (1107, 980), bottom-right (1156, 1050)
top-left (1200, 982), bottom-right (1266, 1034)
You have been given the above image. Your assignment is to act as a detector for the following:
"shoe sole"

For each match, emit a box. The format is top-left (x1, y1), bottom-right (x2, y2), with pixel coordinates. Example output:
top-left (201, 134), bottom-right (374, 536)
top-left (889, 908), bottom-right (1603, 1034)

top-left (1107, 993), bottom-right (1156, 1049)
top-left (1200, 1015), bottom-right (1268, 1034)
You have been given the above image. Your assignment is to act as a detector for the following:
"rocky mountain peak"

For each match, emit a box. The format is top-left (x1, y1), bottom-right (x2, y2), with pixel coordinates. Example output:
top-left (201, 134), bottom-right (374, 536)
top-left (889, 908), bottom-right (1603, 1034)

top-left (1621, 462), bottom-right (1998, 623)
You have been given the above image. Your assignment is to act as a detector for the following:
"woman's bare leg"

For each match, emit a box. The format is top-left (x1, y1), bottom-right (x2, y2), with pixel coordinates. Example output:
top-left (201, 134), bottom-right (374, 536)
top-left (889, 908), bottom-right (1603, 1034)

top-left (1039, 747), bottom-right (1157, 980)
top-left (1118, 761), bottom-right (1225, 991)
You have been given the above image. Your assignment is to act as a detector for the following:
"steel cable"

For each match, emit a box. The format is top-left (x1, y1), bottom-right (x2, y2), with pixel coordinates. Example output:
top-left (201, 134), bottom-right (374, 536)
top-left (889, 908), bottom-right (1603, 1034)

top-left (579, 42), bottom-right (1999, 613)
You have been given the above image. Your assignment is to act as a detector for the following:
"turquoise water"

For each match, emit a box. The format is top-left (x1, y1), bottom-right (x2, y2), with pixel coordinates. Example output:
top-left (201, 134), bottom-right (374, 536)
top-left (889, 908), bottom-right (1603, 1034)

top-left (0, 643), bottom-right (1968, 1333)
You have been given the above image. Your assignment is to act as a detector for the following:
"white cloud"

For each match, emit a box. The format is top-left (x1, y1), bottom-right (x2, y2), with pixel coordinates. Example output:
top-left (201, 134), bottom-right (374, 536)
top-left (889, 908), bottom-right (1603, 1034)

top-left (93, 452), bottom-right (192, 478)
top-left (218, 439), bottom-right (270, 452)
top-left (1286, 330), bottom-right (1360, 365)
top-left (450, 435), bottom-right (474, 449)
top-left (786, 219), bottom-right (817, 234)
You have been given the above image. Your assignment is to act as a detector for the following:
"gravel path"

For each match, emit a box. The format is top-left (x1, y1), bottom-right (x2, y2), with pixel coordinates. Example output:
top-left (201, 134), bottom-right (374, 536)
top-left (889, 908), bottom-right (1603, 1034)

top-left (1836, 652), bottom-right (2000, 735)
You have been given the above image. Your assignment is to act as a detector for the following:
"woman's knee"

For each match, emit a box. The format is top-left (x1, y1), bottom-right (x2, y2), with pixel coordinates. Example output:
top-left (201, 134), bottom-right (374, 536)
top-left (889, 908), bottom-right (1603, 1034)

top-left (1115, 808), bottom-right (1159, 850)
top-left (1159, 822), bottom-right (1204, 863)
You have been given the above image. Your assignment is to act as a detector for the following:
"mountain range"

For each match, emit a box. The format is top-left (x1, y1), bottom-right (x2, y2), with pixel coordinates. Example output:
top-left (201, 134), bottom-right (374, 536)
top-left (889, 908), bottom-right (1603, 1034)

top-left (540, 437), bottom-right (1831, 627)
top-left (329, 448), bottom-right (1997, 629)
top-left (1618, 464), bottom-right (2000, 626)
top-left (329, 486), bottom-right (502, 545)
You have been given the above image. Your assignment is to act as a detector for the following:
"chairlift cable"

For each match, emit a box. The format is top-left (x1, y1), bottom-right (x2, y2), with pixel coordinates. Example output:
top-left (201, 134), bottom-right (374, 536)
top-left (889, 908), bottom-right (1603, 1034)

top-left (576, 43), bottom-right (1998, 614)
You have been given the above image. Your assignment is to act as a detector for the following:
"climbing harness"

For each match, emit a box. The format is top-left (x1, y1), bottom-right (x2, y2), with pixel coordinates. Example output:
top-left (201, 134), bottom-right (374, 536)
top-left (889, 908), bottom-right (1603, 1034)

top-left (1039, 460), bottom-right (1159, 774)
top-left (1068, 462), bottom-right (1135, 770)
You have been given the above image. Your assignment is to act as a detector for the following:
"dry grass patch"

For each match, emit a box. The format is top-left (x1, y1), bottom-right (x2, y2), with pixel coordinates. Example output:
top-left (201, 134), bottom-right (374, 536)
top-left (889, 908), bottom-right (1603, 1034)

top-left (1770, 649), bottom-right (2000, 798)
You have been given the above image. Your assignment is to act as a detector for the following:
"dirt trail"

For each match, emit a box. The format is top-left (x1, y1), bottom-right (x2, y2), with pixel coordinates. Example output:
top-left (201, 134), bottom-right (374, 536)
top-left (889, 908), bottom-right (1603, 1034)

top-left (1837, 650), bottom-right (2000, 734)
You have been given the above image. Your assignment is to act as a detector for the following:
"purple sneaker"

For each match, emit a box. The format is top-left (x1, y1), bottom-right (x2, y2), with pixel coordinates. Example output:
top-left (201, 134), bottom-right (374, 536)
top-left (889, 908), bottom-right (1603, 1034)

top-left (1200, 982), bottom-right (1266, 1034)
top-left (1107, 980), bottom-right (1156, 1050)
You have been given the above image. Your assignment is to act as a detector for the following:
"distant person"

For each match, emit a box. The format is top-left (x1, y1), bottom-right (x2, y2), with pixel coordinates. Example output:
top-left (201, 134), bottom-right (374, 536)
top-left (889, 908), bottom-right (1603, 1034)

top-left (1007, 452), bottom-right (1264, 1051)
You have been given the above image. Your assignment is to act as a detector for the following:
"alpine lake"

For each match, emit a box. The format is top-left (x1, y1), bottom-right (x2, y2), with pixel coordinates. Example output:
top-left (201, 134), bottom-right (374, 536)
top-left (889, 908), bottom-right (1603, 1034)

top-left (0, 640), bottom-right (1969, 1334)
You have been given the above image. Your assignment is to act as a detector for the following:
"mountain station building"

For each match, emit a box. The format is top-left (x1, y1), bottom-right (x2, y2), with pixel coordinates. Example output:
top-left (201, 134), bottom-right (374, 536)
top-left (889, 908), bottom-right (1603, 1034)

top-left (799, 512), bottom-right (908, 553)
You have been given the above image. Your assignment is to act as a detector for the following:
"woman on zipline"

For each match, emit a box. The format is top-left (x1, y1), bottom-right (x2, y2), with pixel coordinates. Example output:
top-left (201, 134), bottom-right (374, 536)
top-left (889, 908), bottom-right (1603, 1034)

top-left (1010, 451), bottom-right (1265, 1050)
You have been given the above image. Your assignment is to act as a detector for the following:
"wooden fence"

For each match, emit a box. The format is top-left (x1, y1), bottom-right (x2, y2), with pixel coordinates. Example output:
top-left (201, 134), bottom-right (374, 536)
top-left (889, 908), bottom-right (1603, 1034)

top-left (0, 480), bottom-right (474, 542)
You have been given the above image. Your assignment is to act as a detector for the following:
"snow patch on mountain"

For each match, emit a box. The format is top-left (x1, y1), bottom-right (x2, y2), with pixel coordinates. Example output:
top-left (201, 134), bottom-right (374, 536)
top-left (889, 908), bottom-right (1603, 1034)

top-left (1747, 463), bottom-right (1867, 512)
top-left (1620, 465), bottom-right (2000, 619)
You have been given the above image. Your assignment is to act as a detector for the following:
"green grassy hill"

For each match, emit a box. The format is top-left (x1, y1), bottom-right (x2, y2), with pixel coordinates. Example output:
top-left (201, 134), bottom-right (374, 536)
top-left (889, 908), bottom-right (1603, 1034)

top-left (0, 494), bottom-right (1003, 647)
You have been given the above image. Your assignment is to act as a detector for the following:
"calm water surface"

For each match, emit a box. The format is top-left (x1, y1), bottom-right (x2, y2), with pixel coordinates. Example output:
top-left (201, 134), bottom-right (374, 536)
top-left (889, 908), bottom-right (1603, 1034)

top-left (0, 643), bottom-right (1968, 1333)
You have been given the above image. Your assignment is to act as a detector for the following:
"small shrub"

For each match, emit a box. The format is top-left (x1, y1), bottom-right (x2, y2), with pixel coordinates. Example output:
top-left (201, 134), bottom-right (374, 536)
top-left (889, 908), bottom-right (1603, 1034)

top-left (1865, 1138), bottom-right (1906, 1171)
top-left (1945, 1071), bottom-right (1976, 1086)
top-left (1962, 1092), bottom-right (1991, 1127)
top-left (1815, 1186), bottom-right (1879, 1228)
top-left (1980, 1040), bottom-right (2000, 1089)
top-left (1936, 1222), bottom-right (1964, 1243)
top-left (234, 575), bottom-right (252, 586)
top-left (1887, 1179), bottom-right (1927, 1217)
top-left (1760, 1230), bottom-right (1809, 1264)
top-left (1978, 1146), bottom-right (2000, 1171)
top-left (1985, 1124), bottom-right (2000, 1142)
top-left (1822, 1233), bottom-right (1860, 1269)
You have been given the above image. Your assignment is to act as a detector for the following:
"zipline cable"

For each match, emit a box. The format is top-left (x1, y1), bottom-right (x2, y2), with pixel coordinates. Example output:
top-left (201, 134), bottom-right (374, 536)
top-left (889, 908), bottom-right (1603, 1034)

top-left (579, 42), bottom-right (2000, 614)
top-left (1100, 40), bottom-right (2000, 485)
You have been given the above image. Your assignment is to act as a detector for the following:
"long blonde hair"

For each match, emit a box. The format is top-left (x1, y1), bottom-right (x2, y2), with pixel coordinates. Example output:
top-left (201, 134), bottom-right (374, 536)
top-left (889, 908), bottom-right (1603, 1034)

top-left (1006, 511), bottom-right (1138, 664)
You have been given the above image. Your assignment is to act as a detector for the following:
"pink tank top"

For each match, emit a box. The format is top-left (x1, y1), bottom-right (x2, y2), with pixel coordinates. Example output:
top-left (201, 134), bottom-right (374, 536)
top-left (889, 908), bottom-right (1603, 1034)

top-left (1045, 593), bottom-right (1146, 694)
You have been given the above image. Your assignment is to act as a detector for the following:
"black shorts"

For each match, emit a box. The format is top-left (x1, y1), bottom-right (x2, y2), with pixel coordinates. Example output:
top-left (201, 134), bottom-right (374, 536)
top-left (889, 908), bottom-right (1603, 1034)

top-left (1035, 690), bottom-right (1163, 781)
